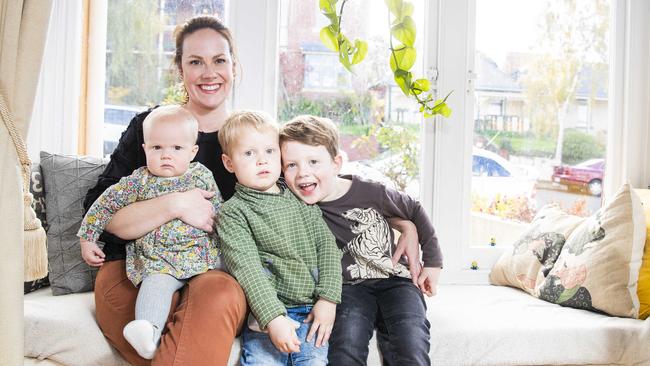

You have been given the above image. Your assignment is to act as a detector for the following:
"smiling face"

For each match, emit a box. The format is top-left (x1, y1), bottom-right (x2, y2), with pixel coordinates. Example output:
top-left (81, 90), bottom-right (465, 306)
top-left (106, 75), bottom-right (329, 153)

top-left (143, 112), bottom-right (199, 178)
top-left (281, 140), bottom-right (343, 204)
top-left (180, 28), bottom-right (235, 116)
top-left (222, 127), bottom-right (281, 193)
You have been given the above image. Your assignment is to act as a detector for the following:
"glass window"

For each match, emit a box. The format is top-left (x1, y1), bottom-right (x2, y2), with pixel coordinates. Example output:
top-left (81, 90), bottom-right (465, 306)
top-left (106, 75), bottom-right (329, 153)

top-left (103, 0), bottom-right (227, 158)
top-left (470, 0), bottom-right (610, 247)
top-left (277, 0), bottom-right (426, 197)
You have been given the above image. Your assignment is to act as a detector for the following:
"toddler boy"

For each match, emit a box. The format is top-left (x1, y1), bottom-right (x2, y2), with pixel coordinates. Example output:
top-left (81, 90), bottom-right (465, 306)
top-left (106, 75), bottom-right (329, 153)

top-left (216, 110), bottom-right (342, 365)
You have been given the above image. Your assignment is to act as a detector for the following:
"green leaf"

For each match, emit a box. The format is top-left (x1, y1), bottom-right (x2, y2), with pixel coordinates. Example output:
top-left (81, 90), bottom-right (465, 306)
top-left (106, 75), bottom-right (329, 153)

top-left (391, 16), bottom-right (416, 46)
top-left (394, 69), bottom-right (412, 95)
top-left (402, 2), bottom-right (414, 17)
top-left (557, 286), bottom-right (580, 304)
top-left (413, 78), bottom-right (430, 93)
top-left (320, 26), bottom-right (339, 52)
top-left (339, 39), bottom-right (352, 72)
top-left (352, 40), bottom-right (368, 64)
top-left (389, 46), bottom-right (416, 72)
top-left (319, 0), bottom-right (337, 14)
top-left (384, 0), bottom-right (403, 16)
top-left (438, 103), bottom-right (452, 117)
top-left (324, 13), bottom-right (339, 30)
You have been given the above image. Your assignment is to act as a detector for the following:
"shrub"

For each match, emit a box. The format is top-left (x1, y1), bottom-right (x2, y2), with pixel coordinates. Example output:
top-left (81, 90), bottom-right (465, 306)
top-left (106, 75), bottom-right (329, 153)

top-left (561, 128), bottom-right (605, 165)
top-left (278, 92), bottom-right (377, 126)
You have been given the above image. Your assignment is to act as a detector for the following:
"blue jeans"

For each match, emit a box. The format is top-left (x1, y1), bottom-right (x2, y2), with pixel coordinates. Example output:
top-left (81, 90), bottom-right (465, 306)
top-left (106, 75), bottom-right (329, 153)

top-left (328, 277), bottom-right (431, 366)
top-left (241, 305), bottom-right (328, 366)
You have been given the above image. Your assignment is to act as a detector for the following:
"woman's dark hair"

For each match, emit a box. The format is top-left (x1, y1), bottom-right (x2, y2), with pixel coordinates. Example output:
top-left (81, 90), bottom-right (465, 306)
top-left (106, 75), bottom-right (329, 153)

top-left (173, 16), bottom-right (238, 73)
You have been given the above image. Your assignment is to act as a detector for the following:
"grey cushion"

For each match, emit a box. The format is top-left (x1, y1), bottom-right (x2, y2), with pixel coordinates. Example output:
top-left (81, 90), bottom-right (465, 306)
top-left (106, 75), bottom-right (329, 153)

top-left (40, 152), bottom-right (107, 295)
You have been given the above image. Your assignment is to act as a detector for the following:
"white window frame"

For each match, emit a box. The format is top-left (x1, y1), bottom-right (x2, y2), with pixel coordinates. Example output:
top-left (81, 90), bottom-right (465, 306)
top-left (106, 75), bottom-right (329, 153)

top-left (428, 0), bottom-right (650, 284)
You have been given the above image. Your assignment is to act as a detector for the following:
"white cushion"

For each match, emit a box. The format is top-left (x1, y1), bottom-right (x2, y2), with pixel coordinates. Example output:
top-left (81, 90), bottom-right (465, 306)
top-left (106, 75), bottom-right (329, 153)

top-left (26, 285), bottom-right (650, 365)
top-left (428, 285), bottom-right (650, 365)
top-left (24, 288), bottom-right (129, 366)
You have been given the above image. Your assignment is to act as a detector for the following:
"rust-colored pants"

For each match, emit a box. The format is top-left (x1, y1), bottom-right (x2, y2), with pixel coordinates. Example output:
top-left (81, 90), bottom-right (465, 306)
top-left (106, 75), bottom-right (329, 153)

top-left (94, 260), bottom-right (247, 366)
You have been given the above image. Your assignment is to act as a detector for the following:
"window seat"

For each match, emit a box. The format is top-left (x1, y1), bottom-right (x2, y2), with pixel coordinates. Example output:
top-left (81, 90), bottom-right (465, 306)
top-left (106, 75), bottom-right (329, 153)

top-left (24, 283), bottom-right (650, 366)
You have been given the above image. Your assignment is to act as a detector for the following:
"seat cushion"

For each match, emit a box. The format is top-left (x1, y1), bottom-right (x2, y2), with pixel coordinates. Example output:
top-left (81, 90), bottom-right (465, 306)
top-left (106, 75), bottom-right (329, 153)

top-left (24, 288), bottom-right (129, 366)
top-left (428, 285), bottom-right (650, 366)
top-left (24, 288), bottom-right (242, 366)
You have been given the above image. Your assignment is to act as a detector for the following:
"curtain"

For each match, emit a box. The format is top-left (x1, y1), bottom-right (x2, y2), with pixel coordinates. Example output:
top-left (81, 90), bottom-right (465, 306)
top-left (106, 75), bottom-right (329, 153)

top-left (0, 1), bottom-right (52, 365)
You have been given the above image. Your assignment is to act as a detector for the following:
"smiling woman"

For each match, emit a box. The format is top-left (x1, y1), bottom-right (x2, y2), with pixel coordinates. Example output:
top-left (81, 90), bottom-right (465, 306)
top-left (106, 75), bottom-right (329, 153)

top-left (102, 1), bottom-right (228, 157)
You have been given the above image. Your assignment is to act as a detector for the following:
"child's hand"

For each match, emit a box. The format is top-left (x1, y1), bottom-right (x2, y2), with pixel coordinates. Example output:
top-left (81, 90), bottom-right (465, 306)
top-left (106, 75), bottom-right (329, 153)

top-left (266, 315), bottom-right (301, 353)
top-left (389, 218), bottom-right (422, 283)
top-left (304, 298), bottom-right (337, 348)
top-left (80, 239), bottom-right (105, 267)
top-left (418, 267), bottom-right (441, 297)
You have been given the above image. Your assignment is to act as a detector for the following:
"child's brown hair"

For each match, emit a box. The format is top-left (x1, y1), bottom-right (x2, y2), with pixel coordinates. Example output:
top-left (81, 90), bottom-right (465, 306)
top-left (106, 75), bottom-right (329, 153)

top-left (219, 110), bottom-right (278, 156)
top-left (279, 115), bottom-right (339, 160)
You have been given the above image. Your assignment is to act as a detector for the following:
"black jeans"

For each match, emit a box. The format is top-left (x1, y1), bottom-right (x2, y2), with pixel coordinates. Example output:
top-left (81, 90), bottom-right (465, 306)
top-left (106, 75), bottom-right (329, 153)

top-left (328, 277), bottom-right (431, 366)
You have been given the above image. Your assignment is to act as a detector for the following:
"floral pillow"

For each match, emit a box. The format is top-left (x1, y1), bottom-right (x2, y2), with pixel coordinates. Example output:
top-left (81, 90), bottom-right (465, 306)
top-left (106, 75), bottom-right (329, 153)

top-left (489, 204), bottom-right (584, 295)
top-left (536, 183), bottom-right (645, 318)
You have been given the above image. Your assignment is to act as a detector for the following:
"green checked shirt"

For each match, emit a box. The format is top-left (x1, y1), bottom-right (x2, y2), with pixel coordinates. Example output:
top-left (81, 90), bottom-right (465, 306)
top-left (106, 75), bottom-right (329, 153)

top-left (217, 181), bottom-right (342, 328)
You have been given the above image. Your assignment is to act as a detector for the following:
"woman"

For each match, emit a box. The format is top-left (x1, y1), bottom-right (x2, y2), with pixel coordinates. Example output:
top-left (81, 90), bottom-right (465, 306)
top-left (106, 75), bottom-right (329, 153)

top-left (81, 16), bottom-right (245, 366)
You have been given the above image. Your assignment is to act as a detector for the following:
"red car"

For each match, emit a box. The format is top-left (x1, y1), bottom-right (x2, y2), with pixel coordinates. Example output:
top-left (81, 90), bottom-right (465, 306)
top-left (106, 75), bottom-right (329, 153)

top-left (552, 158), bottom-right (605, 196)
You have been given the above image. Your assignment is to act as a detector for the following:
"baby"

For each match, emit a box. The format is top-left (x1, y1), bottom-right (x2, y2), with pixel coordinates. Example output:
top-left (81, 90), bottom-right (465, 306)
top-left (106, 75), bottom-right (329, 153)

top-left (78, 105), bottom-right (222, 359)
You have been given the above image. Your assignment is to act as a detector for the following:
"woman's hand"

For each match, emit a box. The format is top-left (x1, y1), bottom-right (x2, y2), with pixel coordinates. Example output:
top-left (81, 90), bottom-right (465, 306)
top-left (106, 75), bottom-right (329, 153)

top-left (305, 298), bottom-right (337, 347)
top-left (172, 189), bottom-right (216, 232)
top-left (266, 315), bottom-right (301, 353)
top-left (80, 239), bottom-right (105, 267)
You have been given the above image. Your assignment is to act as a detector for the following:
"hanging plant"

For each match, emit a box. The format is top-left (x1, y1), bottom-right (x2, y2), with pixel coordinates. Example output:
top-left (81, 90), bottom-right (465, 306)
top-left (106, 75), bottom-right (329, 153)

top-left (319, 0), bottom-right (452, 119)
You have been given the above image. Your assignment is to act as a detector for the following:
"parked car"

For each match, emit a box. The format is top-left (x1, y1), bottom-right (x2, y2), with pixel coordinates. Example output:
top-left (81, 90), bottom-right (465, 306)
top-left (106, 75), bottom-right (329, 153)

top-left (552, 158), bottom-right (605, 196)
top-left (472, 148), bottom-right (513, 177)
top-left (471, 147), bottom-right (538, 200)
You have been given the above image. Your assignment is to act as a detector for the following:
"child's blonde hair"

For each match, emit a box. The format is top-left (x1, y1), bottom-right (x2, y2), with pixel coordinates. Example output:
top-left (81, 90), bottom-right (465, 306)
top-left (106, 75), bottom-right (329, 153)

top-left (142, 105), bottom-right (199, 143)
top-left (219, 110), bottom-right (279, 155)
top-left (279, 115), bottom-right (340, 160)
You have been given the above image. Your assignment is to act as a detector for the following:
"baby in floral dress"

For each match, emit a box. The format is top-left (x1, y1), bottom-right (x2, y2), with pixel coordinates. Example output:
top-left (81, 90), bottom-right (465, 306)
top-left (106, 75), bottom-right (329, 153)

top-left (77, 105), bottom-right (222, 359)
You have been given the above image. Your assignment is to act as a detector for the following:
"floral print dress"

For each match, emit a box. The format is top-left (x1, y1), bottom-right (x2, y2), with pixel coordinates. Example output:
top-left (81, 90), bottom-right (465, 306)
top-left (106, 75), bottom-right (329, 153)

top-left (78, 162), bottom-right (223, 286)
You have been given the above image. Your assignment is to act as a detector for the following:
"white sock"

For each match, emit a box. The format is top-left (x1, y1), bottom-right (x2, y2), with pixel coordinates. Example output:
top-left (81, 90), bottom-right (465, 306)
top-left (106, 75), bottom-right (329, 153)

top-left (123, 319), bottom-right (160, 359)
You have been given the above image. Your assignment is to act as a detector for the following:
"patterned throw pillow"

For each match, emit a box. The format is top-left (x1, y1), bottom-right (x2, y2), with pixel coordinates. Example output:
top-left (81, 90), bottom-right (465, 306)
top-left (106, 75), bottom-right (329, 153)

top-left (634, 188), bottom-right (650, 320)
top-left (537, 183), bottom-right (645, 318)
top-left (24, 164), bottom-right (50, 294)
top-left (40, 152), bottom-right (107, 295)
top-left (489, 204), bottom-right (584, 295)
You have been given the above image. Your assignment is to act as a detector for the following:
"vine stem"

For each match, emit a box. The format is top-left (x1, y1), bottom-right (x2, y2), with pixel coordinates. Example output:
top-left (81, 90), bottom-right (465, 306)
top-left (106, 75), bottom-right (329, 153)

top-left (338, 0), bottom-right (348, 41)
top-left (388, 7), bottom-right (400, 76)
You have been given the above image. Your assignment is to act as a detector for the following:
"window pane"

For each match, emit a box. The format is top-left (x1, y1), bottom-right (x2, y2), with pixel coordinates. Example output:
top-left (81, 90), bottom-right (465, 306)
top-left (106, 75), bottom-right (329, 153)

top-left (104, 0), bottom-right (227, 157)
top-left (471, 0), bottom-right (610, 246)
top-left (277, 0), bottom-right (426, 197)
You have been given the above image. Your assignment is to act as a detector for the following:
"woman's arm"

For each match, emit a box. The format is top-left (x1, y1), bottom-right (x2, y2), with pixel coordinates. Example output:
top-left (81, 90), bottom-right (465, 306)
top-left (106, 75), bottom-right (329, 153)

top-left (105, 188), bottom-right (217, 239)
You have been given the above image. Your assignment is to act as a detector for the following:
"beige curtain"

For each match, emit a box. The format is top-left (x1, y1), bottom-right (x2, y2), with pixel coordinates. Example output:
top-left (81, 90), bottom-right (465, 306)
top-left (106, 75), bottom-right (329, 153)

top-left (0, 1), bottom-right (52, 365)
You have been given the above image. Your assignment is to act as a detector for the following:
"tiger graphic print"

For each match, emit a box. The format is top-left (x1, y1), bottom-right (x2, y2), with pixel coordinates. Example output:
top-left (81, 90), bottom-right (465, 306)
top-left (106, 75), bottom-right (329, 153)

top-left (342, 207), bottom-right (411, 280)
